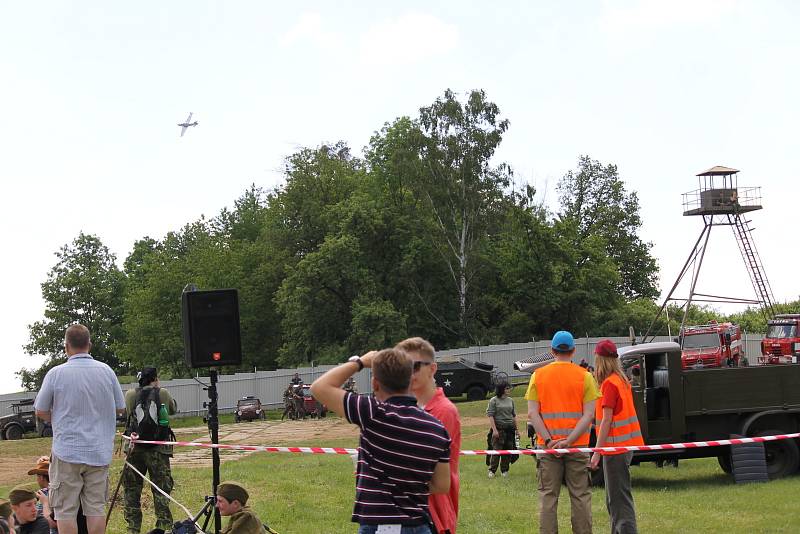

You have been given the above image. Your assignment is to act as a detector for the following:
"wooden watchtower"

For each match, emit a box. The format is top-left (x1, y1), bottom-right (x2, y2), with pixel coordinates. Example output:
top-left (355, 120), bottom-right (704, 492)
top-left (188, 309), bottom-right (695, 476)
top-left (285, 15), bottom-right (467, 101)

top-left (646, 166), bottom-right (775, 339)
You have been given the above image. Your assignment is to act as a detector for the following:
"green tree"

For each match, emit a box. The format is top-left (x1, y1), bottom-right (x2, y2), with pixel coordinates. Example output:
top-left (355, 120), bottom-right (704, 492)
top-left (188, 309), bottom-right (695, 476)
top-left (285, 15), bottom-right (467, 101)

top-left (484, 185), bottom-right (561, 341)
top-left (21, 233), bottom-right (125, 389)
top-left (367, 89), bottom-right (512, 343)
top-left (118, 222), bottom-right (214, 377)
top-left (119, 187), bottom-right (287, 376)
top-left (557, 156), bottom-right (659, 300)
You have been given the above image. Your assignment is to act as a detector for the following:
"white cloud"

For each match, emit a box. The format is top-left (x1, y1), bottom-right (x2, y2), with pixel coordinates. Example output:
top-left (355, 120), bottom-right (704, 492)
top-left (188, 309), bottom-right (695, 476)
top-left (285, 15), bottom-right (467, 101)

top-left (358, 12), bottom-right (459, 67)
top-left (599, 0), bottom-right (743, 34)
top-left (280, 11), bottom-right (341, 50)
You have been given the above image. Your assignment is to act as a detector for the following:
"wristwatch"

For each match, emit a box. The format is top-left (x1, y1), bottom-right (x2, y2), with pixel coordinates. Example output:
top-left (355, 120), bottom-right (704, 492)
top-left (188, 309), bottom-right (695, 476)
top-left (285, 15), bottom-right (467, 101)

top-left (348, 355), bottom-right (364, 371)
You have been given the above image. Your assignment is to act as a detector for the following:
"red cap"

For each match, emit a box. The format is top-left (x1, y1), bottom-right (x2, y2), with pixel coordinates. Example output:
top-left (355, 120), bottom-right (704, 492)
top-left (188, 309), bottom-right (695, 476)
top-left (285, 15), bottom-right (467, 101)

top-left (594, 339), bottom-right (618, 358)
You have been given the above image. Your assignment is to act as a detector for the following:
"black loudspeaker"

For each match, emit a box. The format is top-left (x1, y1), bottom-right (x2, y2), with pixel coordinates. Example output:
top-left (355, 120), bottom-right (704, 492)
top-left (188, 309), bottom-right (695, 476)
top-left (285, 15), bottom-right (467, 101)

top-left (182, 288), bottom-right (242, 368)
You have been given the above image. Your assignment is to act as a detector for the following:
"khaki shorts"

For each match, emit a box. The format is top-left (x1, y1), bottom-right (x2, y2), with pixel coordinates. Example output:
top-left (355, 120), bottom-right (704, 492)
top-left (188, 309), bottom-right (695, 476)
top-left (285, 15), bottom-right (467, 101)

top-left (49, 454), bottom-right (110, 519)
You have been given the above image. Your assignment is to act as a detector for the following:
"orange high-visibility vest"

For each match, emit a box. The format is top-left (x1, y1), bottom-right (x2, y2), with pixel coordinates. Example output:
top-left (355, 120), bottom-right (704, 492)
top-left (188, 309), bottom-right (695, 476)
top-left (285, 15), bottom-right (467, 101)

top-left (534, 362), bottom-right (590, 447)
top-left (595, 373), bottom-right (644, 454)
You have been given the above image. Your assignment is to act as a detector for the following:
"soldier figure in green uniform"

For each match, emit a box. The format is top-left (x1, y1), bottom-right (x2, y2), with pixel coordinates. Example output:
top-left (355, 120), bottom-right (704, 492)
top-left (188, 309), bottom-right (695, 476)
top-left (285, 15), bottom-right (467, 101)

top-left (122, 367), bottom-right (178, 534)
top-left (216, 482), bottom-right (268, 534)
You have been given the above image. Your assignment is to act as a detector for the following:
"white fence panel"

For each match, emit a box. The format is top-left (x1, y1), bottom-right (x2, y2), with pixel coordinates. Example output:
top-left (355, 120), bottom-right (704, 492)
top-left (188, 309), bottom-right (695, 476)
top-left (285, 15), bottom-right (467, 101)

top-left (1, 334), bottom-right (765, 418)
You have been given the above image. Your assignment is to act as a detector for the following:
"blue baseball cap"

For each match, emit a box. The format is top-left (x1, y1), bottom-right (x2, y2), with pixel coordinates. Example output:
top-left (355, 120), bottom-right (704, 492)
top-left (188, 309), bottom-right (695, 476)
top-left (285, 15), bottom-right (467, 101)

top-left (551, 331), bottom-right (575, 352)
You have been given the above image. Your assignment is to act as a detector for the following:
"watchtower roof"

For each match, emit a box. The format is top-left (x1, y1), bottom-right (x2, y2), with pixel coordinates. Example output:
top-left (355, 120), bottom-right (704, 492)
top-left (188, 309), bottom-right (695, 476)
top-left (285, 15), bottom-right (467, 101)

top-left (697, 166), bottom-right (740, 177)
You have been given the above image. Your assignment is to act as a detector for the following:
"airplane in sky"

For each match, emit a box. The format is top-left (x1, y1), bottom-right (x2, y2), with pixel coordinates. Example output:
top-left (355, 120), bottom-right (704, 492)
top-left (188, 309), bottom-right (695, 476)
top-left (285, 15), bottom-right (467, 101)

top-left (177, 112), bottom-right (199, 137)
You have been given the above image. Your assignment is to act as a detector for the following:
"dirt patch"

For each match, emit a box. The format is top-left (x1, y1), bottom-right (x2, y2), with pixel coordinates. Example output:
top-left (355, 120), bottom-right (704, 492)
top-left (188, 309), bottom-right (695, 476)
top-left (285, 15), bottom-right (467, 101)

top-left (171, 418), bottom-right (360, 468)
top-left (0, 415), bottom-right (493, 484)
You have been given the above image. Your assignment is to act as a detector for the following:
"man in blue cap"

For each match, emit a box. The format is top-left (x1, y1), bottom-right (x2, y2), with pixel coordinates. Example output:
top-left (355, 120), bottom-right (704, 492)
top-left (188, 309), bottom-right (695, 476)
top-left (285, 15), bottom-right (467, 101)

top-left (525, 331), bottom-right (599, 534)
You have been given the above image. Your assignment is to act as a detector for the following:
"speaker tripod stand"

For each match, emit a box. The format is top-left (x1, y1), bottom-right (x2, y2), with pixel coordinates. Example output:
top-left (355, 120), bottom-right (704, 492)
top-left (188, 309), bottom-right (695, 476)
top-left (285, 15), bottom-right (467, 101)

top-left (197, 370), bottom-right (222, 534)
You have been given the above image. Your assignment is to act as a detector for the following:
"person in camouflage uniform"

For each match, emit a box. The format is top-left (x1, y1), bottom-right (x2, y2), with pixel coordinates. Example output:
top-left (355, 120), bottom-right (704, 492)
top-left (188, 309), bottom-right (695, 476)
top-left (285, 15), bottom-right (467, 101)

top-left (122, 367), bottom-right (178, 534)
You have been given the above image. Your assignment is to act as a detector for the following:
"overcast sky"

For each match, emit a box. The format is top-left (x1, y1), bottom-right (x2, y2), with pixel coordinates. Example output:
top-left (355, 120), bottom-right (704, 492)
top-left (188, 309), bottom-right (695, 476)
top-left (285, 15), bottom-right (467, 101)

top-left (1, 1), bottom-right (798, 394)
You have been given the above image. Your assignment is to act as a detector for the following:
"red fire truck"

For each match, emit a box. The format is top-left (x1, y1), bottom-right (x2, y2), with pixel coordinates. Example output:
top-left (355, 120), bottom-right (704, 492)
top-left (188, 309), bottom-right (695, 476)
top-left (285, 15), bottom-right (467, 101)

top-left (680, 321), bottom-right (744, 369)
top-left (760, 314), bottom-right (800, 365)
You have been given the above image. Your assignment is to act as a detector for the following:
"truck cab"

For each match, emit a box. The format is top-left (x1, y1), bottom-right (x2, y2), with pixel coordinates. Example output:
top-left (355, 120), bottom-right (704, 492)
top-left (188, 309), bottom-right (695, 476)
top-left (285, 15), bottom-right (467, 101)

top-left (679, 321), bottom-right (743, 369)
top-left (619, 342), bottom-right (800, 479)
top-left (760, 313), bottom-right (800, 365)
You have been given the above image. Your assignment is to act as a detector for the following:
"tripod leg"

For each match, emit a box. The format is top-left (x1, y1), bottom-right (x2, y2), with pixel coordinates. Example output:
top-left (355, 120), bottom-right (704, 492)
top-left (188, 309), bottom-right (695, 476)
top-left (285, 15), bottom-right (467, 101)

top-left (106, 437), bottom-right (135, 526)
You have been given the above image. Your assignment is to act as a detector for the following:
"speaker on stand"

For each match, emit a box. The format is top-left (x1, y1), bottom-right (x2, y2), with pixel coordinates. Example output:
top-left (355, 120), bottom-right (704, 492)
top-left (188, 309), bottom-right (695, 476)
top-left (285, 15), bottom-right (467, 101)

top-left (181, 286), bottom-right (243, 534)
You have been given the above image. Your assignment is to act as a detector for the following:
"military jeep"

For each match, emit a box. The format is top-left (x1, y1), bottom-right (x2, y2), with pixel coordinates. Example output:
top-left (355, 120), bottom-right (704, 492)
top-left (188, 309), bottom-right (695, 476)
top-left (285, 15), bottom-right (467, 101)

top-left (435, 357), bottom-right (507, 401)
top-left (235, 396), bottom-right (266, 422)
top-left (0, 399), bottom-right (52, 440)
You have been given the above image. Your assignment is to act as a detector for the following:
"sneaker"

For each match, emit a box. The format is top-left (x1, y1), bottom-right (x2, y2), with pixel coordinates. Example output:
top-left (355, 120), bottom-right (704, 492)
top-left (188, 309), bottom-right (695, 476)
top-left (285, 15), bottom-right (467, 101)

top-left (488, 470), bottom-right (495, 478)
top-left (501, 471), bottom-right (509, 478)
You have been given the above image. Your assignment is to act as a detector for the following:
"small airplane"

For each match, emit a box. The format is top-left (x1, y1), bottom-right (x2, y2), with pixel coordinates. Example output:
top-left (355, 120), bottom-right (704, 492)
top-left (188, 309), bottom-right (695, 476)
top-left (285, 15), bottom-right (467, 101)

top-left (177, 112), bottom-right (199, 137)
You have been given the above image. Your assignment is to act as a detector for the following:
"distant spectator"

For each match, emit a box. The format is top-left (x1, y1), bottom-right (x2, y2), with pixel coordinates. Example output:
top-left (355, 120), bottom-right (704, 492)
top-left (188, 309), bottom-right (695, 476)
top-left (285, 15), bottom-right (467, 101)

top-left (486, 383), bottom-right (519, 478)
top-left (579, 359), bottom-right (589, 369)
top-left (290, 373), bottom-right (302, 386)
top-left (34, 324), bottom-right (126, 534)
top-left (10, 486), bottom-right (49, 534)
top-left (342, 376), bottom-right (358, 394)
top-left (312, 348), bottom-right (451, 534)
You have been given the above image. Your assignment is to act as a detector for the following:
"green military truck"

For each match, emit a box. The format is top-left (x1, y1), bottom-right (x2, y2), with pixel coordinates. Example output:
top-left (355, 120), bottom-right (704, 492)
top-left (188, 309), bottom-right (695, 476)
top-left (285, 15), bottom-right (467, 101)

top-left (619, 341), bottom-right (800, 479)
top-left (0, 399), bottom-right (52, 440)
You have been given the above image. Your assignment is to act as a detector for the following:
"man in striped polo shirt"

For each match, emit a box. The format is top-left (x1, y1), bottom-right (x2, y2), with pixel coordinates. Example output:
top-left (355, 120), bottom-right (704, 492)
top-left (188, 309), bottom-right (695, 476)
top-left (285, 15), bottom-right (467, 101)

top-left (311, 348), bottom-right (451, 534)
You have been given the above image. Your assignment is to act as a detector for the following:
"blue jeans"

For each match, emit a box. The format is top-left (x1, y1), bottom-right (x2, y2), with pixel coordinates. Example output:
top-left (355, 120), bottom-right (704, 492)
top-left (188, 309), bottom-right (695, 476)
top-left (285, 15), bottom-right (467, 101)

top-left (357, 525), bottom-right (432, 534)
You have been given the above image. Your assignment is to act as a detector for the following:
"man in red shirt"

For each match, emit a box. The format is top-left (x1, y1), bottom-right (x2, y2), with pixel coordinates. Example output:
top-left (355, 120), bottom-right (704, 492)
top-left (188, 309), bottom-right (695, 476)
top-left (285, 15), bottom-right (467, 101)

top-left (397, 337), bottom-right (461, 534)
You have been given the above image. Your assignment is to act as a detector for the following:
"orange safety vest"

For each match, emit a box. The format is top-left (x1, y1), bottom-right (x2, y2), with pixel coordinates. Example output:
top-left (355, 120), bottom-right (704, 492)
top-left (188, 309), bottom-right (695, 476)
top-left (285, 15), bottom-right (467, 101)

top-left (595, 373), bottom-right (644, 454)
top-left (534, 362), bottom-right (590, 447)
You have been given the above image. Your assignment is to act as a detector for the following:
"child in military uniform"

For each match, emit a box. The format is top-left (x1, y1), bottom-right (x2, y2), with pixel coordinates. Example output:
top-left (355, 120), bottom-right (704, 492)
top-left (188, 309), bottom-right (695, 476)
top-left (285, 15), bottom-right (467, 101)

top-left (216, 482), bottom-right (268, 534)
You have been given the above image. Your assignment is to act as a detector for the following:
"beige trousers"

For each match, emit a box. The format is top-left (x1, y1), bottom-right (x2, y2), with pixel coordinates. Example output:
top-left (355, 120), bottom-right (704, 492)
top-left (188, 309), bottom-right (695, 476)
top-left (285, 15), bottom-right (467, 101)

top-left (537, 452), bottom-right (592, 534)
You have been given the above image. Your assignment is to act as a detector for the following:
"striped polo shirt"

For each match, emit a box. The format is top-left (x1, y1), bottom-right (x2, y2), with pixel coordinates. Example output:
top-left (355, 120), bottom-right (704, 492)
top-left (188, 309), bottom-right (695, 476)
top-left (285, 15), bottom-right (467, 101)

top-left (344, 392), bottom-right (451, 526)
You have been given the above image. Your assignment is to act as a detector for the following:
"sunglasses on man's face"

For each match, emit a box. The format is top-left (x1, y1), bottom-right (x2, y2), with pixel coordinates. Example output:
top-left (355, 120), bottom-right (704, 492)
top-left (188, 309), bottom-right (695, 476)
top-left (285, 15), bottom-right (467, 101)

top-left (413, 361), bottom-right (433, 372)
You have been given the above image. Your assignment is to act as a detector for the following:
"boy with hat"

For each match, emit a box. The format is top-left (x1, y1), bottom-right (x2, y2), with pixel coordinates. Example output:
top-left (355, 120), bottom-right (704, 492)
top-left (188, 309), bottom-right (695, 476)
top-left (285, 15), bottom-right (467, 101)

top-left (215, 482), bottom-right (266, 534)
top-left (9, 486), bottom-right (49, 534)
top-left (526, 331), bottom-right (599, 534)
top-left (28, 457), bottom-right (57, 533)
top-left (0, 499), bottom-right (14, 534)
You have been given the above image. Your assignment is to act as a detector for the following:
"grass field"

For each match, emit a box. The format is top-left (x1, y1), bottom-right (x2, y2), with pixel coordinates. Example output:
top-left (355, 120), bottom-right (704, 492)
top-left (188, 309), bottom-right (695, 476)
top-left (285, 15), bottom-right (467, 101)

top-left (2, 395), bottom-right (799, 533)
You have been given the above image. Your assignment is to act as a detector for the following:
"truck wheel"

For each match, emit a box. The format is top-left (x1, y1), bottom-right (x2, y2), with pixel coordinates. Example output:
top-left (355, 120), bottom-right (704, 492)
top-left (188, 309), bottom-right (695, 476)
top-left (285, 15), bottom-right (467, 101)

top-left (717, 454), bottom-right (732, 474)
top-left (4, 425), bottom-right (23, 440)
top-left (757, 429), bottom-right (800, 479)
top-left (466, 386), bottom-right (486, 402)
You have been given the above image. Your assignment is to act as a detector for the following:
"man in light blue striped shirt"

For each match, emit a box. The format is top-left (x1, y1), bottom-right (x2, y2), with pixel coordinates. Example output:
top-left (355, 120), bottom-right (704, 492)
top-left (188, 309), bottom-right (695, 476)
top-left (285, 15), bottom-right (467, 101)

top-left (35, 324), bottom-right (125, 534)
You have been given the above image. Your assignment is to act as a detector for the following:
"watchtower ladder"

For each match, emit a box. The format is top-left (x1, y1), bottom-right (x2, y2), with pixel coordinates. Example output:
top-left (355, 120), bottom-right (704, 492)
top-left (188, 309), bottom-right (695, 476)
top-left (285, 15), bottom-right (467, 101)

top-left (730, 213), bottom-right (775, 319)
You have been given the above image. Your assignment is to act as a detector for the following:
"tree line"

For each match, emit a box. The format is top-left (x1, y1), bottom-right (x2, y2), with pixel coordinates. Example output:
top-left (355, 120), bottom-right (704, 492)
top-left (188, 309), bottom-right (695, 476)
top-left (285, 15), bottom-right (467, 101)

top-left (20, 89), bottom-right (792, 390)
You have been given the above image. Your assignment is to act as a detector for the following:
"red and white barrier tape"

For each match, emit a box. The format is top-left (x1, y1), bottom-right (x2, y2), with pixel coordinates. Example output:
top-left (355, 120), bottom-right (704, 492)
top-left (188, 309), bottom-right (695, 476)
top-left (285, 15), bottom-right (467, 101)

top-left (123, 432), bottom-right (800, 456)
